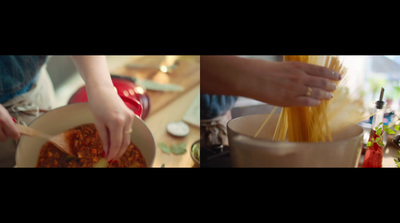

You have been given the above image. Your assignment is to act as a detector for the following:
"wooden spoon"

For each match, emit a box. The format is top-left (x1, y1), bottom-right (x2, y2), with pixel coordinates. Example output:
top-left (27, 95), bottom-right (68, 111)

top-left (15, 123), bottom-right (75, 157)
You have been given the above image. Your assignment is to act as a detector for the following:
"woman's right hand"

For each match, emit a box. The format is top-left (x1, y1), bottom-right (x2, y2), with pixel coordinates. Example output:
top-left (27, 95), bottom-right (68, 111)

top-left (201, 56), bottom-right (342, 107)
top-left (0, 105), bottom-right (20, 141)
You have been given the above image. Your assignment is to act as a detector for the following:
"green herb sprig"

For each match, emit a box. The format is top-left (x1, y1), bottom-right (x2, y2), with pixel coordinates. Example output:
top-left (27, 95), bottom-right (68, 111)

top-left (366, 122), bottom-right (397, 147)
top-left (366, 118), bottom-right (400, 167)
top-left (394, 151), bottom-right (400, 168)
top-left (158, 142), bottom-right (187, 155)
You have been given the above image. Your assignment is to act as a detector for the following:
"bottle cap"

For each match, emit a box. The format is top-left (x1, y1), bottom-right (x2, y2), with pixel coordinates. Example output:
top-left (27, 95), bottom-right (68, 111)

top-left (376, 87), bottom-right (385, 109)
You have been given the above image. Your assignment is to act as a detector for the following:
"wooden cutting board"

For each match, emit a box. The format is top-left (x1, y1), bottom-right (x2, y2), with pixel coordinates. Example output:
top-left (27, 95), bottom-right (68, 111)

top-left (111, 56), bottom-right (200, 116)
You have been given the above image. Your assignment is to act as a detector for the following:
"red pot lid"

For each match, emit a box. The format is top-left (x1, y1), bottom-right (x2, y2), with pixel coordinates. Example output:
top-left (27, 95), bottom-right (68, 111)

top-left (68, 75), bottom-right (150, 120)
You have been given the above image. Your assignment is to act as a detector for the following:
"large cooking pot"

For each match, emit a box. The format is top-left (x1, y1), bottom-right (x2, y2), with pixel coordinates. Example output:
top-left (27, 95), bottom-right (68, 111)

top-left (68, 74), bottom-right (150, 120)
top-left (227, 114), bottom-right (363, 167)
top-left (15, 103), bottom-right (155, 167)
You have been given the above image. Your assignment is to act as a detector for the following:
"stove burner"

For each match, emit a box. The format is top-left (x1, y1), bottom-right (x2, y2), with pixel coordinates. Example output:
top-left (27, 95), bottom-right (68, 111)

top-left (201, 144), bottom-right (231, 168)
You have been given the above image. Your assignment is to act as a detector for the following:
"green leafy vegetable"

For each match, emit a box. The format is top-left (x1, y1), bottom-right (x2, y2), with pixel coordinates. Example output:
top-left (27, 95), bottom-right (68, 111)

top-left (366, 118), bottom-right (400, 168)
top-left (158, 142), bottom-right (171, 154)
top-left (394, 159), bottom-right (400, 168)
top-left (368, 121), bottom-right (400, 149)
top-left (171, 142), bottom-right (187, 155)
top-left (158, 142), bottom-right (187, 155)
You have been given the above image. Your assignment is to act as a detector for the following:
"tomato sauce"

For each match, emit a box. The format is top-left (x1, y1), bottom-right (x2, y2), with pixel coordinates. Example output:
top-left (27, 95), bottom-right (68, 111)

top-left (36, 124), bottom-right (146, 168)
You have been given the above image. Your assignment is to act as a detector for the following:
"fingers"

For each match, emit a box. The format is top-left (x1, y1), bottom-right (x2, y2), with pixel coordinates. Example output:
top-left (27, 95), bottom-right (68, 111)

top-left (95, 121), bottom-right (110, 158)
top-left (305, 87), bottom-right (333, 100)
top-left (299, 62), bottom-right (342, 81)
top-left (294, 86), bottom-right (334, 107)
top-left (0, 106), bottom-right (20, 141)
top-left (306, 76), bottom-right (337, 92)
top-left (100, 111), bottom-right (135, 162)
top-left (117, 120), bottom-right (134, 159)
top-left (295, 97), bottom-right (321, 107)
top-left (287, 61), bottom-right (343, 107)
top-left (107, 121), bottom-right (124, 162)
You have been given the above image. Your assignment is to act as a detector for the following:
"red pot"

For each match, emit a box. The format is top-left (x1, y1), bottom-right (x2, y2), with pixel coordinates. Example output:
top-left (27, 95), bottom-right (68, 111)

top-left (68, 75), bottom-right (150, 120)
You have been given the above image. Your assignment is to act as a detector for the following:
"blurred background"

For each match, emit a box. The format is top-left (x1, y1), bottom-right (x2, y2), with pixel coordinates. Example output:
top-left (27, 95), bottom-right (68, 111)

top-left (47, 56), bottom-right (133, 108)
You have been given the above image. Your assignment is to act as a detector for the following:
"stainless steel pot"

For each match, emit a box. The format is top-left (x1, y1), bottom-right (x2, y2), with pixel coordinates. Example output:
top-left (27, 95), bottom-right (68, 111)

top-left (227, 114), bottom-right (363, 167)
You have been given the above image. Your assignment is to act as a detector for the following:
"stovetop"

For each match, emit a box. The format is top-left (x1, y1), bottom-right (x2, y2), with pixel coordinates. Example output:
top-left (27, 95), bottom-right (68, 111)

top-left (201, 144), bottom-right (232, 168)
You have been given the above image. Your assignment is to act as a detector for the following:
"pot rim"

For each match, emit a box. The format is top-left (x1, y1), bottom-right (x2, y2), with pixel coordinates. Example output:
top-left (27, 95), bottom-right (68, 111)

top-left (227, 114), bottom-right (364, 145)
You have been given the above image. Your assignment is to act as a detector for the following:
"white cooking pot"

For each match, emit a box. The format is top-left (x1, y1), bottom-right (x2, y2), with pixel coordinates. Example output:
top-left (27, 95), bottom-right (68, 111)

top-left (15, 103), bottom-right (155, 167)
top-left (227, 114), bottom-right (363, 167)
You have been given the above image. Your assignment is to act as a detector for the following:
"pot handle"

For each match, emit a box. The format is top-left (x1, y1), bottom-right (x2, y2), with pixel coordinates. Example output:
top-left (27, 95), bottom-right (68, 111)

top-left (120, 96), bottom-right (143, 118)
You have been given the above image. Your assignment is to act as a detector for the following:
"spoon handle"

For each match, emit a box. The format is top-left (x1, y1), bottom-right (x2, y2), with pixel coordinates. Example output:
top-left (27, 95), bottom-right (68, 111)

top-left (15, 124), bottom-right (52, 140)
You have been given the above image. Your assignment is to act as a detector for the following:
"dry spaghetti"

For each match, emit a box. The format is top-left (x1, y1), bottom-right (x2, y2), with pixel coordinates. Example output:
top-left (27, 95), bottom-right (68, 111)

top-left (254, 55), bottom-right (369, 142)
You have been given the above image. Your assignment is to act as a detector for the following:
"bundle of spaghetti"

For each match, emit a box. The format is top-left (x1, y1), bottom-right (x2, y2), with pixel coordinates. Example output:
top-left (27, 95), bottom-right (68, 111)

top-left (267, 55), bottom-right (368, 142)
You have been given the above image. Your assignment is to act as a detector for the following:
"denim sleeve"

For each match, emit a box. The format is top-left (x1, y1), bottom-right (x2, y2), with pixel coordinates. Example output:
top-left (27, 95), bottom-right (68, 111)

top-left (201, 94), bottom-right (238, 119)
top-left (0, 56), bottom-right (47, 103)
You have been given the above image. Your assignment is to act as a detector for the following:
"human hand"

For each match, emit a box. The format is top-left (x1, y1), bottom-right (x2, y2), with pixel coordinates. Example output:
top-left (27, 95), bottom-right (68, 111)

top-left (87, 85), bottom-right (135, 162)
top-left (201, 56), bottom-right (342, 107)
top-left (0, 105), bottom-right (20, 141)
top-left (254, 60), bottom-right (342, 107)
top-left (71, 56), bottom-right (136, 162)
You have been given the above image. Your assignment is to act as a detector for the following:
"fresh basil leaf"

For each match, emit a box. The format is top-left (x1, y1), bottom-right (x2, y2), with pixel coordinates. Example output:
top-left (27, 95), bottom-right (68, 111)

top-left (171, 142), bottom-right (187, 155)
top-left (387, 129), bottom-right (396, 135)
top-left (376, 128), bottom-right (382, 136)
top-left (158, 142), bottom-right (170, 154)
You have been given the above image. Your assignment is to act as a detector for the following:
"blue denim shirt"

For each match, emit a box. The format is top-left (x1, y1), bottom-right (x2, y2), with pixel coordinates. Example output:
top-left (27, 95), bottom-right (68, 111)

top-left (201, 94), bottom-right (238, 120)
top-left (0, 56), bottom-right (47, 103)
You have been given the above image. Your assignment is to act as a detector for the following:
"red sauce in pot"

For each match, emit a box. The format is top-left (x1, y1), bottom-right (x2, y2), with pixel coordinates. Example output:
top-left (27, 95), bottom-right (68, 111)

top-left (36, 124), bottom-right (146, 168)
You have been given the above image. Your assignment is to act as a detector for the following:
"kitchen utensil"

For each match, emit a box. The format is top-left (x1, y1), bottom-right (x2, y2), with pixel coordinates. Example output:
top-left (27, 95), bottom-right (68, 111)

top-left (227, 113), bottom-right (364, 167)
top-left (111, 74), bottom-right (184, 92)
top-left (15, 103), bottom-right (156, 167)
top-left (15, 124), bottom-right (74, 157)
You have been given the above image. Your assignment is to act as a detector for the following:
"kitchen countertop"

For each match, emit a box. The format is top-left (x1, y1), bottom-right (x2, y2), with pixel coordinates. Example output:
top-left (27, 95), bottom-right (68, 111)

top-left (111, 56), bottom-right (200, 167)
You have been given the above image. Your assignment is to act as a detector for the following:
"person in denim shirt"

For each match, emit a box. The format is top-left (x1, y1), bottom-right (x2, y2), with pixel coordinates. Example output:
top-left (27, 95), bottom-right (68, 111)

top-left (0, 56), bottom-right (48, 104)
top-left (200, 56), bottom-right (343, 146)
top-left (0, 56), bottom-right (135, 166)
top-left (200, 94), bottom-right (237, 146)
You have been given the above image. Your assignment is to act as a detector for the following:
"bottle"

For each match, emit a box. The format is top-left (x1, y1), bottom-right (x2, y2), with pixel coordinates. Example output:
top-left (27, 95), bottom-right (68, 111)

top-left (363, 87), bottom-right (385, 168)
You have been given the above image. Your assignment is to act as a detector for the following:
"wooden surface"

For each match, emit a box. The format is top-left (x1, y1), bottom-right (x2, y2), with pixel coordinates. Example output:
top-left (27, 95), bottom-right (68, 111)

top-left (111, 56), bottom-right (200, 167)
top-left (112, 56), bottom-right (200, 116)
